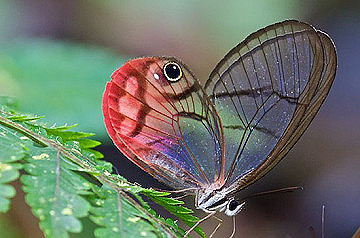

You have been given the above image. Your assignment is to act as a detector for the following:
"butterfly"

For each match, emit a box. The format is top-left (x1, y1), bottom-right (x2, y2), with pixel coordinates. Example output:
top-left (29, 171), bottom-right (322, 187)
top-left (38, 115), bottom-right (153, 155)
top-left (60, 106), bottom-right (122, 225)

top-left (102, 20), bottom-right (337, 237)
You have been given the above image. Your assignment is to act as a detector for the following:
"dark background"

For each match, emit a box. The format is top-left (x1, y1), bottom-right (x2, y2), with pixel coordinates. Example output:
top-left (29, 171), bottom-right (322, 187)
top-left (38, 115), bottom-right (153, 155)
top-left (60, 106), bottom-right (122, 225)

top-left (0, 1), bottom-right (359, 237)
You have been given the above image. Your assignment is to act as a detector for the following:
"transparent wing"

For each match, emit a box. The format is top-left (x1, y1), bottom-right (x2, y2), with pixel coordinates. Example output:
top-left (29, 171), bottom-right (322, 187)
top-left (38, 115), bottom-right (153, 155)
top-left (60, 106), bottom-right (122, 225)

top-left (102, 57), bottom-right (225, 190)
top-left (204, 20), bottom-right (337, 192)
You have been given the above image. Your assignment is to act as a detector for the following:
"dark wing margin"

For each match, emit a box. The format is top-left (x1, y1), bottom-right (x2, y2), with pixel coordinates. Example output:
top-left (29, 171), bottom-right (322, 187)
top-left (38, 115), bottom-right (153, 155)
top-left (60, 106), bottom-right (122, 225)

top-left (204, 20), bottom-right (337, 193)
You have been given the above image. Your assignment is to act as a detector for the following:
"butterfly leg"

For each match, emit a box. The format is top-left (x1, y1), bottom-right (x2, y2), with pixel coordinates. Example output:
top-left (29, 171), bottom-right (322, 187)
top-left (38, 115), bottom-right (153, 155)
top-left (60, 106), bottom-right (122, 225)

top-left (184, 211), bottom-right (216, 237)
top-left (172, 193), bottom-right (191, 200)
top-left (229, 216), bottom-right (236, 238)
top-left (209, 215), bottom-right (223, 238)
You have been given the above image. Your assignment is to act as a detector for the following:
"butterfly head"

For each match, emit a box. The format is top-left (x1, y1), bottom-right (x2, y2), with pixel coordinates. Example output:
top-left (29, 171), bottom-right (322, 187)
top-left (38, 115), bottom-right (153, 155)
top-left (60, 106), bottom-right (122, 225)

top-left (196, 188), bottom-right (245, 216)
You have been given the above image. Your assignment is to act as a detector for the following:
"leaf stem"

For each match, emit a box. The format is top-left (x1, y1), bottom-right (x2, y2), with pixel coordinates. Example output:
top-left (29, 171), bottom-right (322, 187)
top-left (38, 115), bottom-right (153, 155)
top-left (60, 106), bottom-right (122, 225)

top-left (0, 115), bottom-right (48, 147)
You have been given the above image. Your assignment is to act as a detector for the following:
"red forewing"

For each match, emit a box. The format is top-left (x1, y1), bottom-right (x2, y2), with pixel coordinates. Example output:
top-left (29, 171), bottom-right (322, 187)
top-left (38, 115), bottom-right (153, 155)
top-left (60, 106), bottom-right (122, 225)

top-left (102, 57), bottom-right (225, 190)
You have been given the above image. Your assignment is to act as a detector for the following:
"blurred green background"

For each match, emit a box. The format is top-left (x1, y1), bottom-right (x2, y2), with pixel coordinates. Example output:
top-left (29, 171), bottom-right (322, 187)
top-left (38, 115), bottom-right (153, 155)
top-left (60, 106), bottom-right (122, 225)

top-left (0, 0), bottom-right (359, 237)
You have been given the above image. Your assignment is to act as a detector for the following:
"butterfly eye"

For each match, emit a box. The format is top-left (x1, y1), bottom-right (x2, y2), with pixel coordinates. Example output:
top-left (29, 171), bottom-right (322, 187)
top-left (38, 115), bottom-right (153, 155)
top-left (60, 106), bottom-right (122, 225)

top-left (228, 200), bottom-right (239, 211)
top-left (163, 61), bottom-right (183, 82)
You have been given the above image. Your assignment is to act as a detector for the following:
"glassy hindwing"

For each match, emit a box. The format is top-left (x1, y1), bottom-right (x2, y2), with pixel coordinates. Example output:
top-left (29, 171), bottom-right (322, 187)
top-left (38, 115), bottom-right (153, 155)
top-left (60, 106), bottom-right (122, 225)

top-left (204, 20), bottom-right (337, 193)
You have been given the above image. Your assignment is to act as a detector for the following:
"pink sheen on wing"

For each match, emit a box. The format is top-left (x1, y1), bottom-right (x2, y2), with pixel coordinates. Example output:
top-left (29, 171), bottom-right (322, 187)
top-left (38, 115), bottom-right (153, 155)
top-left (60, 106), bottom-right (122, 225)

top-left (102, 58), bottom-right (221, 189)
top-left (103, 82), bottom-right (202, 189)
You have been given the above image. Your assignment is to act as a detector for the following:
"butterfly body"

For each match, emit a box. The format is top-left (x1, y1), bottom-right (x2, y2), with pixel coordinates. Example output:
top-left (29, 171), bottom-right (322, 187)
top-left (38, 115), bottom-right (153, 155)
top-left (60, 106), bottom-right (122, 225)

top-left (195, 186), bottom-right (245, 216)
top-left (102, 20), bottom-right (337, 232)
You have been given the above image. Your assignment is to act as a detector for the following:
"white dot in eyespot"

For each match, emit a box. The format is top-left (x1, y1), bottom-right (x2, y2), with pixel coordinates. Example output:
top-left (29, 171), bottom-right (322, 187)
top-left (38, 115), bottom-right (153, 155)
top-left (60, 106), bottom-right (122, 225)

top-left (153, 73), bottom-right (159, 80)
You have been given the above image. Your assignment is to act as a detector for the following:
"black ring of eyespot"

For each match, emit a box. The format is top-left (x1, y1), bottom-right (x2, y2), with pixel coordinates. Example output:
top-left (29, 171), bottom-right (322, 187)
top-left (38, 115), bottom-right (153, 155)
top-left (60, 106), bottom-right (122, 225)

top-left (162, 61), bottom-right (183, 82)
top-left (228, 200), bottom-right (239, 211)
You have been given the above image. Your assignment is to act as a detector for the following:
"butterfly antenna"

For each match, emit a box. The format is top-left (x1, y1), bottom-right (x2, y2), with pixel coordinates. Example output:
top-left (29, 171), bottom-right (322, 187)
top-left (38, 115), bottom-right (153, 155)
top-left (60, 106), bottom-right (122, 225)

top-left (238, 186), bottom-right (303, 201)
top-left (308, 204), bottom-right (326, 238)
top-left (322, 205), bottom-right (325, 238)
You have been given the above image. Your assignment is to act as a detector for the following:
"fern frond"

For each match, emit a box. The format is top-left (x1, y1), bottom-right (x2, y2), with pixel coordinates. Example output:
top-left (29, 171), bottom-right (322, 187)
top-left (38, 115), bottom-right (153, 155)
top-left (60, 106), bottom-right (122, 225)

top-left (0, 125), bottom-right (23, 212)
top-left (0, 103), bottom-right (204, 237)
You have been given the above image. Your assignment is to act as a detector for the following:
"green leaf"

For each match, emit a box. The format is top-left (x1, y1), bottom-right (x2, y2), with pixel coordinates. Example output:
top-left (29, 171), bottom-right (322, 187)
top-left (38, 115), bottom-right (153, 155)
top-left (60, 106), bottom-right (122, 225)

top-left (90, 186), bottom-right (162, 238)
top-left (44, 124), bottom-right (78, 132)
top-left (5, 115), bottom-right (44, 122)
top-left (0, 124), bottom-right (24, 212)
top-left (21, 147), bottom-right (92, 238)
top-left (74, 139), bottom-right (101, 149)
top-left (143, 190), bottom-right (205, 237)
top-left (45, 125), bottom-right (104, 159)
top-left (113, 177), bottom-right (205, 237)
top-left (0, 106), bottom-right (194, 237)
top-left (47, 130), bottom-right (95, 142)
top-left (85, 149), bottom-right (104, 159)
